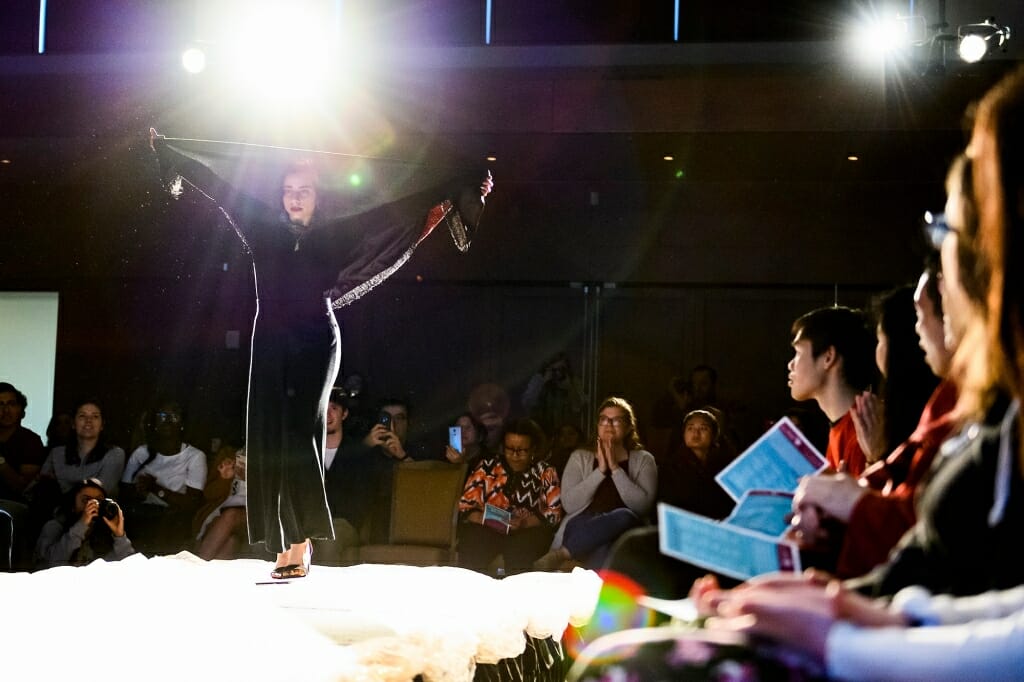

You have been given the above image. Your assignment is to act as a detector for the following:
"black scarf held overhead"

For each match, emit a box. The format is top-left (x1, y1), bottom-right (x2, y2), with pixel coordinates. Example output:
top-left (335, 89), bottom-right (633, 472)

top-left (153, 135), bottom-right (484, 309)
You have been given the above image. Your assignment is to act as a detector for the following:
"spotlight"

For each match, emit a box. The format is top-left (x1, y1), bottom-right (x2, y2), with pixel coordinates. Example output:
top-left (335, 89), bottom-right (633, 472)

top-left (850, 14), bottom-right (924, 63)
top-left (181, 46), bottom-right (207, 74)
top-left (957, 18), bottom-right (1011, 63)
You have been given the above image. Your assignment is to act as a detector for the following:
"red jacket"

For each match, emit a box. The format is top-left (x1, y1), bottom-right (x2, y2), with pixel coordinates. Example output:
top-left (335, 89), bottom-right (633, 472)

top-left (836, 380), bottom-right (959, 578)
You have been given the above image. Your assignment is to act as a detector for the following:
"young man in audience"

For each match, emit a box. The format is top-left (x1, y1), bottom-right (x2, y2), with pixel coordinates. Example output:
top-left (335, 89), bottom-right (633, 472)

top-left (787, 306), bottom-right (877, 478)
top-left (319, 388), bottom-right (374, 563)
top-left (789, 264), bottom-right (961, 577)
top-left (0, 382), bottom-right (46, 569)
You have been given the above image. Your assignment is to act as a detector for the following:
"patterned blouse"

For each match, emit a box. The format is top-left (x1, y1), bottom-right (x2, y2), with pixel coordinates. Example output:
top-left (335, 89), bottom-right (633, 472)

top-left (459, 456), bottom-right (563, 527)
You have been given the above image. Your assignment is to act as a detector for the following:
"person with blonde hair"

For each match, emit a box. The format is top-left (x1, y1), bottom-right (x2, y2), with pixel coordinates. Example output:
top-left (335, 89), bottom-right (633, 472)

top-left (534, 396), bottom-right (656, 570)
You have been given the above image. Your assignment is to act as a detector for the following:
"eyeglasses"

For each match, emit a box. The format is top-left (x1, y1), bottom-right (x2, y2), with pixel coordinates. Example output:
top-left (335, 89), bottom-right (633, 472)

top-left (503, 446), bottom-right (532, 457)
top-left (924, 210), bottom-right (959, 249)
top-left (154, 411), bottom-right (181, 424)
top-left (598, 416), bottom-right (627, 427)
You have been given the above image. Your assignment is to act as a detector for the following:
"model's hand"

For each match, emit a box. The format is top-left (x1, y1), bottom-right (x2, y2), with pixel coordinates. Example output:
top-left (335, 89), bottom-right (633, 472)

top-left (149, 127), bottom-right (162, 153)
top-left (793, 473), bottom-right (866, 524)
top-left (851, 390), bottom-right (886, 463)
top-left (480, 171), bottom-right (494, 198)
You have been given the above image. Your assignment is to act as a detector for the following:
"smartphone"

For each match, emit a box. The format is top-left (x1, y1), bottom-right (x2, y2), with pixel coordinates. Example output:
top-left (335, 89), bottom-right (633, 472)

top-left (449, 426), bottom-right (463, 453)
top-left (378, 412), bottom-right (392, 430)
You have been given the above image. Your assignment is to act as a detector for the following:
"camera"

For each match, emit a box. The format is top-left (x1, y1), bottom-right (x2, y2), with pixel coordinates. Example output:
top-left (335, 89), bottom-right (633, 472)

top-left (378, 412), bottom-right (392, 430)
top-left (96, 498), bottom-right (120, 521)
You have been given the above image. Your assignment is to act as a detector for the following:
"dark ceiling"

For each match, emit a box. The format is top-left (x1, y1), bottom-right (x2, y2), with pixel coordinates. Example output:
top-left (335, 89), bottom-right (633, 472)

top-left (2, 2), bottom-right (1023, 290)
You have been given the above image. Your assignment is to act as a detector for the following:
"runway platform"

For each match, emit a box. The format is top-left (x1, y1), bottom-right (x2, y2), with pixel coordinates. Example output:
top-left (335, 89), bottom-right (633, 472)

top-left (0, 553), bottom-right (602, 681)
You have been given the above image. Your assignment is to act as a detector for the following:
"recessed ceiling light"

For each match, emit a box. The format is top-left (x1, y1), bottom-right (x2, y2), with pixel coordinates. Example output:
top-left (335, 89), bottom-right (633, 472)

top-left (486, 155), bottom-right (497, 162)
top-left (847, 155), bottom-right (859, 161)
top-left (0, 159), bottom-right (11, 164)
top-left (663, 155), bottom-right (674, 161)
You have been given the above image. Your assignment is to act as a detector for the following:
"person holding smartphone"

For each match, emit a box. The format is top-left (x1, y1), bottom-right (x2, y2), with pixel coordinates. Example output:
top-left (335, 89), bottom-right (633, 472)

top-left (363, 399), bottom-right (413, 463)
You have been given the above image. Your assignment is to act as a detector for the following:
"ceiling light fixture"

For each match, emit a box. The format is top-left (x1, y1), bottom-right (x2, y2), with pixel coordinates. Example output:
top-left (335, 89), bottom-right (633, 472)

top-left (957, 18), bottom-right (1011, 63)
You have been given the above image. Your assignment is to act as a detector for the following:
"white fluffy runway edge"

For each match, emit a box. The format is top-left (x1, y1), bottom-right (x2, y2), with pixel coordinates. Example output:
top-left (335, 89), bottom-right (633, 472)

top-left (0, 553), bottom-right (603, 682)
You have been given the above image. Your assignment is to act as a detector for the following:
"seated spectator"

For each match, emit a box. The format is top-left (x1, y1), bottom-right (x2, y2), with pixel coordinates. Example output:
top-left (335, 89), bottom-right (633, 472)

top-left (848, 285), bottom-right (940, 465)
top-left (468, 382), bottom-right (511, 450)
top-left (194, 445), bottom-right (247, 561)
top-left (792, 260), bottom-right (963, 579)
top-left (457, 418), bottom-right (562, 574)
top-left (522, 353), bottom-right (585, 437)
top-left (0, 383), bottom-right (45, 501)
top-left (656, 409), bottom-right (735, 520)
top-left (37, 398), bottom-right (126, 497)
top-left (443, 412), bottom-right (489, 469)
top-left (319, 388), bottom-right (375, 563)
top-left (534, 396), bottom-right (657, 571)
top-left (361, 397), bottom-right (419, 542)
top-left (0, 381), bottom-right (46, 568)
top-left (651, 364), bottom-right (737, 457)
top-left (121, 401), bottom-right (206, 555)
top-left (44, 411), bottom-right (73, 450)
top-left (34, 477), bottom-right (135, 569)
top-left (788, 306), bottom-right (877, 478)
top-left (544, 423), bottom-right (584, 480)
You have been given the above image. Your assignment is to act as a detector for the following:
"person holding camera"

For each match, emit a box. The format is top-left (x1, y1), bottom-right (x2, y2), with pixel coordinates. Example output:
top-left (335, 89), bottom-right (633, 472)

top-left (34, 477), bottom-right (135, 569)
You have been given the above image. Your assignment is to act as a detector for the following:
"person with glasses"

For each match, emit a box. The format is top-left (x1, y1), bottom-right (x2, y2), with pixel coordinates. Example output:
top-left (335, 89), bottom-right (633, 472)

top-left (534, 396), bottom-right (657, 571)
top-left (120, 402), bottom-right (206, 555)
top-left (457, 418), bottom-right (562, 575)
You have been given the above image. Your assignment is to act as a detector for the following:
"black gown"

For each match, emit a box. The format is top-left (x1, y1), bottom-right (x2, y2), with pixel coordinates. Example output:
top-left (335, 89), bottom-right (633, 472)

top-left (154, 137), bottom-right (481, 552)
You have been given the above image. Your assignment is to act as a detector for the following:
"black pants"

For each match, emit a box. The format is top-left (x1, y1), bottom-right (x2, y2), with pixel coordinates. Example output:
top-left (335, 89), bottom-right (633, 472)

top-left (458, 522), bottom-right (554, 574)
top-left (245, 311), bottom-right (339, 553)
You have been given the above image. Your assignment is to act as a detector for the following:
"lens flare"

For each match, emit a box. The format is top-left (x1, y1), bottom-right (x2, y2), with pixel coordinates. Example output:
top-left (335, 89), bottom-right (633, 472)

top-left (563, 570), bottom-right (656, 663)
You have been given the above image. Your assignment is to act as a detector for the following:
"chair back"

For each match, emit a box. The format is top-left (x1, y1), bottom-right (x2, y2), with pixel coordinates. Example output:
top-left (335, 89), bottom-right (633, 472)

top-left (357, 460), bottom-right (466, 566)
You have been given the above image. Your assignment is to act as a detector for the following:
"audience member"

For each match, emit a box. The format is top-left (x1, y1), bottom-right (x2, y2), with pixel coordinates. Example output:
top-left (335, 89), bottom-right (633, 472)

top-left (543, 423), bottom-right (584, 480)
top-left (468, 382), bottom-right (511, 450)
top-left (0, 382), bottom-right (46, 505)
top-left (0, 382), bottom-right (47, 569)
top-left (458, 418), bottom-right (562, 574)
top-left (361, 397), bottom-right (420, 542)
top-left (651, 364), bottom-right (737, 457)
top-left (44, 411), bottom-right (73, 450)
top-left (790, 234), bottom-right (970, 579)
top-left (522, 353), bottom-right (585, 437)
top-left (319, 388), bottom-right (375, 563)
top-left (683, 67), bottom-right (1024, 681)
top-left (656, 409), bottom-right (736, 520)
top-left (38, 399), bottom-right (126, 496)
top-left (787, 306), bottom-right (877, 478)
top-left (534, 396), bottom-right (657, 571)
top-left (121, 401), bottom-right (206, 555)
top-left (35, 477), bottom-right (135, 569)
top-left (443, 412), bottom-right (489, 469)
top-left (194, 445), bottom-right (247, 561)
top-left (849, 286), bottom-right (939, 464)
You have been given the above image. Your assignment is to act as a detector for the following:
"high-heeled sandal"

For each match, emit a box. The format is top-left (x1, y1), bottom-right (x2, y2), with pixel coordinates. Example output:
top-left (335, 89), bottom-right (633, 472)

top-left (270, 542), bottom-right (312, 580)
